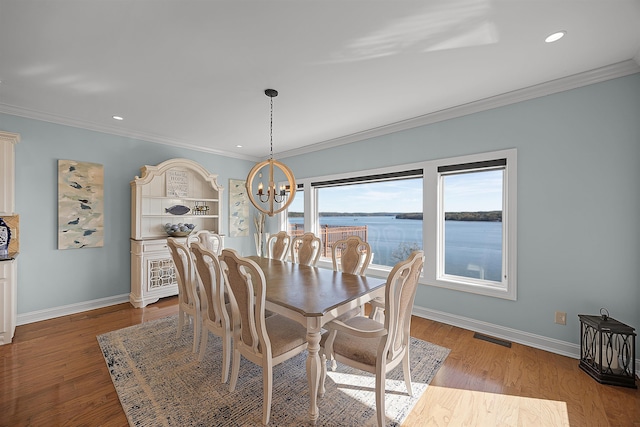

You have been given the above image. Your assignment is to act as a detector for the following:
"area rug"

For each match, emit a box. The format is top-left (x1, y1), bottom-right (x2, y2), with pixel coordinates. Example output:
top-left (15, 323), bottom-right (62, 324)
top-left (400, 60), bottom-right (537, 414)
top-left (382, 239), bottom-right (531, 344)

top-left (97, 315), bottom-right (449, 426)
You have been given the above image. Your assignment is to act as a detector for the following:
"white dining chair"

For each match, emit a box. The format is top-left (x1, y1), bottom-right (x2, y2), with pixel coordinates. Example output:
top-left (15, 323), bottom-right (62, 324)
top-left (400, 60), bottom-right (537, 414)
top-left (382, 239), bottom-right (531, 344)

top-left (331, 235), bottom-right (372, 276)
top-left (290, 232), bottom-right (322, 266)
top-left (266, 231), bottom-right (290, 261)
top-left (220, 248), bottom-right (308, 425)
top-left (190, 242), bottom-right (231, 383)
top-left (189, 230), bottom-right (223, 255)
top-left (331, 235), bottom-right (378, 321)
top-left (320, 250), bottom-right (425, 427)
top-left (167, 237), bottom-right (202, 354)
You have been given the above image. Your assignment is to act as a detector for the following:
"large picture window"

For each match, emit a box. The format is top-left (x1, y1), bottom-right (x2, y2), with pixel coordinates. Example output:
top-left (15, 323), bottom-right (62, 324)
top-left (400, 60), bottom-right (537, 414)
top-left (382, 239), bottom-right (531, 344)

top-left (284, 148), bottom-right (517, 299)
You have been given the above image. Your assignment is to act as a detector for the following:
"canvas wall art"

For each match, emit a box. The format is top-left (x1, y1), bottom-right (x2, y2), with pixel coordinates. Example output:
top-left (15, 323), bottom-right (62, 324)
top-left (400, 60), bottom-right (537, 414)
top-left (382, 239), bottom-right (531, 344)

top-left (58, 160), bottom-right (104, 249)
top-left (229, 179), bottom-right (249, 237)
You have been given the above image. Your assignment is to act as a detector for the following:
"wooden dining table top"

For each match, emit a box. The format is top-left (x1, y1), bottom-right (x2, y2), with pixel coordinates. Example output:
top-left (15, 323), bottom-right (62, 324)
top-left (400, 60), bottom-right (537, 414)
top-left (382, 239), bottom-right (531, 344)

top-left (247, 256), bottom-right (386, 318)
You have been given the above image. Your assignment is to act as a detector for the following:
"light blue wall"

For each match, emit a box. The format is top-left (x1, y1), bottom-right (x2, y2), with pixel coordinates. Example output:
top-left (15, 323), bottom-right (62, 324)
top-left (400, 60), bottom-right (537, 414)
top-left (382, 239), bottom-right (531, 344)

top-left (1, 72), bottom-right (638, 351)
top-left (284, 73), bottom-right (640, 347)
top-left (0, 114), bottom-right (255, 313)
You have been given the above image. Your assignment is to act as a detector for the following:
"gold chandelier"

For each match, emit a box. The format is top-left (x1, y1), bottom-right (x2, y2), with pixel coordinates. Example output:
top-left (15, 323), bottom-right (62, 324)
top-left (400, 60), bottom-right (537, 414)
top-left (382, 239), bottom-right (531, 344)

top-left (245, 89), bottom-right (296, 216)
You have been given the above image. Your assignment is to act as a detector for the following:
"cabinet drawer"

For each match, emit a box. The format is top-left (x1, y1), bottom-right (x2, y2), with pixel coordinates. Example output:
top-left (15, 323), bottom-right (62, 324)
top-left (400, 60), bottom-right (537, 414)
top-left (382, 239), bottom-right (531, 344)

top-left (143, 242), bottom-right (169, 252)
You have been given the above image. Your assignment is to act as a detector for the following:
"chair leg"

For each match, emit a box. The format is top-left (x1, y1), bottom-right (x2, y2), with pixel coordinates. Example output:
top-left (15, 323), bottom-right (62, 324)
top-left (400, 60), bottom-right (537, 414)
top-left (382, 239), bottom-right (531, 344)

top-left (229, 349), bottom-right (241, 392)
top-left (262, 363), bottom-right (273, 425)
top-left (325, 330), bottom-right (338, 371)
top-left (192, 313), bottom-right (201, 353)
top-left (177, 310), bottom-right (185, 338)
top-left (375, 364), bottom-right (386, 427)
top-left (221, 333), bottom-right (231, 384)
top-left (197, 329), bottom-right (209, 362)
top-left (319, 353), bottom-right (327, 398)
top-left (402, 349), bottom-right (413, 396)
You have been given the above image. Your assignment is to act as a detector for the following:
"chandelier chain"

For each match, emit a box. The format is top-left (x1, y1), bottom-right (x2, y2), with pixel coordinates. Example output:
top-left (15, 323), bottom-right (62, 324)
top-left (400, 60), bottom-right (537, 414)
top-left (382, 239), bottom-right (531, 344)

top-left (270, 96), bottom-right (274, 159)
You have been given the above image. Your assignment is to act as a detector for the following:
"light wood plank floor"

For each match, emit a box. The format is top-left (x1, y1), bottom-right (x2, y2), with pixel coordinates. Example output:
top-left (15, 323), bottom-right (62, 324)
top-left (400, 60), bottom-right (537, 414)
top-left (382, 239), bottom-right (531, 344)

top-left (1, 297), bottom-right (638, 426)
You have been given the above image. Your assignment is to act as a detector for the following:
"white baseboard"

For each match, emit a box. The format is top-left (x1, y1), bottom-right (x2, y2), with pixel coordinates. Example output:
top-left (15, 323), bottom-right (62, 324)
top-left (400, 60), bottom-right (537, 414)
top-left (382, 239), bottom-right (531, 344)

top-left (16, 294), bottom-right (130, 325)
top-left (15, 297), bottom-right (640, 370)
top-left (413, 305), bottom-right (640, 371)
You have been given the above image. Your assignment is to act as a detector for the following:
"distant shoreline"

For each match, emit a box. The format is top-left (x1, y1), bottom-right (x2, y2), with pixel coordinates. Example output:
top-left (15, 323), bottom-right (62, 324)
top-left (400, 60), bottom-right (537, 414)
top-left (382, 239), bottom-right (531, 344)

top-left (288, 211), bottom-right (502, 222)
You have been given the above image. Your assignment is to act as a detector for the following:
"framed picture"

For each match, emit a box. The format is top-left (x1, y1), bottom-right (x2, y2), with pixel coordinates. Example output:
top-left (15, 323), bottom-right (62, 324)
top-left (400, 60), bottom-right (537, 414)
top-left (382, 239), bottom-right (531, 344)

top-left (58, 160), bottom-right (104, 249)
top-left (229, 179), bottom-right (249, 237)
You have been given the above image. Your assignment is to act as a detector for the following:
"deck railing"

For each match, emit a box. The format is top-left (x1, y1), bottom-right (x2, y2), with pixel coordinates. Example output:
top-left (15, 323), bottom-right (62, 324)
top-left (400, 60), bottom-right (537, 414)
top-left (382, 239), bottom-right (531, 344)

top-left (288, 223), bottom-right (368, 258)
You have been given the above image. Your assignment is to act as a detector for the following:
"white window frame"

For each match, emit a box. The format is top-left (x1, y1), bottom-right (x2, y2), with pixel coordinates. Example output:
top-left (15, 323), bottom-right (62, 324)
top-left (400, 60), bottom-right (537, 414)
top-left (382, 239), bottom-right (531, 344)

top-left (280, 148), bottom-right (517, 299)
top-left (424, 148), bottom-right (517, 300)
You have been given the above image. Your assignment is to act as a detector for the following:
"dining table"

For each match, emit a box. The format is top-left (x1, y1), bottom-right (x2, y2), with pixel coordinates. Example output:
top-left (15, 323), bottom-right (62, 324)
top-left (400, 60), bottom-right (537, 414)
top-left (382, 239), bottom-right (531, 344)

top-left (247, 256), bottom-right (387, 425)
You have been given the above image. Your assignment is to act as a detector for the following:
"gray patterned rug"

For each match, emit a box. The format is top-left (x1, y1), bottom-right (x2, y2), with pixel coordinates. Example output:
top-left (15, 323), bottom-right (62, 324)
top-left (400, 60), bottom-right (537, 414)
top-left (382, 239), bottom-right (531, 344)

top-left (97, 315), bottom-right (449, 426)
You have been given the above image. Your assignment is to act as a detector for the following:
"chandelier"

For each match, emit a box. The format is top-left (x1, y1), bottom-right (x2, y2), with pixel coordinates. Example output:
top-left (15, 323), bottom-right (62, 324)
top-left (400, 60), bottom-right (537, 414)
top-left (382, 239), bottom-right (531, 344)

top-left (245, 89), bottom-right (296, 216)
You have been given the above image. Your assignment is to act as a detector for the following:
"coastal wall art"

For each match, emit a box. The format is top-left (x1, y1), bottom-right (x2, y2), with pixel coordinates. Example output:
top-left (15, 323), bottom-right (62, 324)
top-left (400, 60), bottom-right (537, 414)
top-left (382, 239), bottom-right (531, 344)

top-left (58, 160), bottom-right (104, 249)
top-left (229, 178), bottom-right (249, 237)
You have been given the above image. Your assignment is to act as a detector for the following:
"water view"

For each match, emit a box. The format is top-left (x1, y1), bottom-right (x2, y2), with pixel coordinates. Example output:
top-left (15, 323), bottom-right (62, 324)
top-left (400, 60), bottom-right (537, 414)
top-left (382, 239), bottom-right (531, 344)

top-left (288, 215), bottom-right (503, 282)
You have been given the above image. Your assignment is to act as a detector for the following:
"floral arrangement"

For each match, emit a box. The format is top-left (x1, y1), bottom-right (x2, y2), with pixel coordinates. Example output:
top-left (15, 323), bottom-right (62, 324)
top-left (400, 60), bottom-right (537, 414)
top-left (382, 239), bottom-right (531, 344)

top-left (253, 213), bottom-right (267, 256)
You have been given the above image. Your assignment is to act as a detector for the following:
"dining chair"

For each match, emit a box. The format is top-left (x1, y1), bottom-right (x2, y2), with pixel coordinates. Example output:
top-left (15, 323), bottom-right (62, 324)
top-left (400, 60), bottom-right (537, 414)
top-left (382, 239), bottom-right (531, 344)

top-left (189, 230), bottom-right (224, 255)
top-left (290, 232), bottom-right (322, 266)
top-left (167, 237), bottom-right (202, 354)
top-left (319, 250), bottom-right (425, 427)
top-left (331, 235), bottom-right (376, 323)
top-left (190, 242), bottom-right (231, 383)
top-left (220, 248), bottom-right (308, 425)
top-left (331, 235), bottom-right (372, 275)
top-left (266, 231), bottom-right (290, 261)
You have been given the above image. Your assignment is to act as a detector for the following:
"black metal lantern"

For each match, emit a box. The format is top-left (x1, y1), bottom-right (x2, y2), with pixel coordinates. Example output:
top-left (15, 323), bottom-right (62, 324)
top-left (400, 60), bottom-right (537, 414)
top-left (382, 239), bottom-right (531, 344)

top-left (579, 309), bottom-right (637, 388)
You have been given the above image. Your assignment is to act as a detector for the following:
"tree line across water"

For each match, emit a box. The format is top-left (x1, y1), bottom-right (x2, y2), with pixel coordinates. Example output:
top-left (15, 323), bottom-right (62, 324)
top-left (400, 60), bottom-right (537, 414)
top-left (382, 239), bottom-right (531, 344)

top-left (288, 211), bottom-right (502, 222)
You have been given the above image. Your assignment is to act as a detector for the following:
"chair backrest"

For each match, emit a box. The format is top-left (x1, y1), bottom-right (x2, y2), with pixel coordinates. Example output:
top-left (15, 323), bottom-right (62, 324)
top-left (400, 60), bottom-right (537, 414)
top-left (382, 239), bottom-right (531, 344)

top-left (191, 242), bottom-right (228, 327)
top-left (290, 232), bottom-right (322, 266)
top-left (266, 231), bottom-right (290, 261)
top-left (331, 235), bottom-right (372, 275)
top-left (219, 248), bottom-right (271, 356)
top-left (189, 230), bottom-right (223, 255)
top-left (383, 250), bottom-right (424, 361)
top-left (167, 237), bottom-right (198, 308)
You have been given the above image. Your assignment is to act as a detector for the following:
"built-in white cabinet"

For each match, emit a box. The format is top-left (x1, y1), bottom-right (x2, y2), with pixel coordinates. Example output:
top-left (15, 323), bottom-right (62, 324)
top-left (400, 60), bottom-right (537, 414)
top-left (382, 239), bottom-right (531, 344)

top-left (0, 131), bottom-right (19, 345)
top-left (130, 158), bottom-right (224, 307)
top-left (0, 131), bottom-right (19, 216)
top-left (0, 259), bottom-right (17, 345)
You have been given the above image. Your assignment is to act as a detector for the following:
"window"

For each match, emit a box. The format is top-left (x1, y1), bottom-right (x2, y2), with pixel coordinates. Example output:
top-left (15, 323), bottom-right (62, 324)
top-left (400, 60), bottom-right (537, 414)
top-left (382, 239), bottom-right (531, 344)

top-left (315, 176), bottom-right (423, 268)
top-left (286, 184), bottom-right (304, 238)
top-left (283, 148), bottom-right (517, 299)
top-left (425, 149), bottom-right (517, 299)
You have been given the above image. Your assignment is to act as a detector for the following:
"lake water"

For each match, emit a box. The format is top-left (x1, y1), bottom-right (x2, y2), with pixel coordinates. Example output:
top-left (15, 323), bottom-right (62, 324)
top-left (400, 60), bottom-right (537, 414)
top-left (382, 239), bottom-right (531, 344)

top-left (288, 215), bottom-right (503, 282)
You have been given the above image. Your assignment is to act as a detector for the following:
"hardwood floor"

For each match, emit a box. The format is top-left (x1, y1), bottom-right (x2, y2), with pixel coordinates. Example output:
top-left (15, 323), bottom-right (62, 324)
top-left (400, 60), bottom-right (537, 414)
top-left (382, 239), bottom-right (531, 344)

top-left (1, 297), bottom-right (638, 426)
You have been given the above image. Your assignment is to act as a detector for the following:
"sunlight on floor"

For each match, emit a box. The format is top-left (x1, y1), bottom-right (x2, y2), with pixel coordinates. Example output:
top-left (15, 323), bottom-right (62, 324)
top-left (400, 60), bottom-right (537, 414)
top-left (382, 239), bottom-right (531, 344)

top-left (330, 370), bottom-right (428, 397)
top-left (416, 385), bottom-right (570, 426)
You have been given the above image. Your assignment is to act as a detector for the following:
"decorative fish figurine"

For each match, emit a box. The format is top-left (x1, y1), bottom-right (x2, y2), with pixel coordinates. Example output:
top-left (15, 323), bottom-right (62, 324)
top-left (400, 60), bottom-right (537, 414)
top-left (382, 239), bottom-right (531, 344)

top-left (165, 205), bottom-right (190, 215)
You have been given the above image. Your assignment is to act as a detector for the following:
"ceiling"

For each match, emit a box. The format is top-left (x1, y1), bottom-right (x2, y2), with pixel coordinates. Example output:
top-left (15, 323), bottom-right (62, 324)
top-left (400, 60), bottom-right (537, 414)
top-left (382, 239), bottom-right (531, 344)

top-left (1, 1), bottom-right (639, 161)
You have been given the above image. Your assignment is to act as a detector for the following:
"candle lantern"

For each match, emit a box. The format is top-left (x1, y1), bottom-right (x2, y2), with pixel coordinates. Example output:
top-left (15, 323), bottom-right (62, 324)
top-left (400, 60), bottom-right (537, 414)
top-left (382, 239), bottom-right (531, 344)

top-left (578, 309), bottom-right (637, 388)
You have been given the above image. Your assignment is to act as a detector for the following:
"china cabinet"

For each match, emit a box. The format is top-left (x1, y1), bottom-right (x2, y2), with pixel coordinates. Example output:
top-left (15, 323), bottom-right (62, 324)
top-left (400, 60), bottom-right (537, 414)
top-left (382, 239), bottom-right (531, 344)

top-left (130, 158), bottom-right (223, 307)
top-left (0, 131), bottom-right (19, 345)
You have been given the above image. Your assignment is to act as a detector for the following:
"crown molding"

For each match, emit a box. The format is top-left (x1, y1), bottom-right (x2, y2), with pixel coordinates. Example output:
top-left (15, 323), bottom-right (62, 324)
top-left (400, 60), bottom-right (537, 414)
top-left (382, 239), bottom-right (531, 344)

top-left (278, 60), bottom-right (640, 159)
top-left (1, 60), bottom-right (638, 162)
top-left (0, 104), bottom-right (258, 161)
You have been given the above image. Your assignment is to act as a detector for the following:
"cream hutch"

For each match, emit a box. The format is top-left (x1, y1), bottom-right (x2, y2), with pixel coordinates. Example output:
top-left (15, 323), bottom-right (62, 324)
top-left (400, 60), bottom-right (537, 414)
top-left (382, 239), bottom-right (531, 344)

top-left (0, 131), bottom-right (19, 345)
top-left (130, 158), bottom-right (223, 307)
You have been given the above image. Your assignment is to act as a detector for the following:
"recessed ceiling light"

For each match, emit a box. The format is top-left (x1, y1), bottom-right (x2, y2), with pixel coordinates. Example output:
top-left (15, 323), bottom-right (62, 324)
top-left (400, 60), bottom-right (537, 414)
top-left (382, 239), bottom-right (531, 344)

top-left (545, 31), bottom-right (566, 43)
top-left (112, 115), bottom-right (124, 121)
top-left (236, 144), bottom-right (243, 148)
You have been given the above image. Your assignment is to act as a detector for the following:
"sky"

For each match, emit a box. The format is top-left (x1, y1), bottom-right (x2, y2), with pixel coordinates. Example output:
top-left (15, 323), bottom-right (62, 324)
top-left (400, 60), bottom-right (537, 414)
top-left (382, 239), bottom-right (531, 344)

top-left (288, 170), bottom-right (503, 213)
